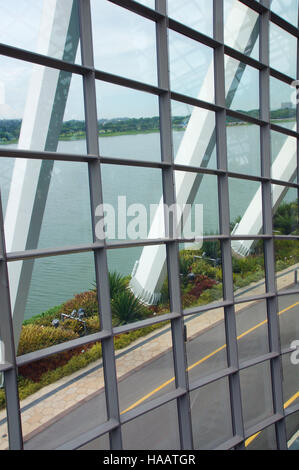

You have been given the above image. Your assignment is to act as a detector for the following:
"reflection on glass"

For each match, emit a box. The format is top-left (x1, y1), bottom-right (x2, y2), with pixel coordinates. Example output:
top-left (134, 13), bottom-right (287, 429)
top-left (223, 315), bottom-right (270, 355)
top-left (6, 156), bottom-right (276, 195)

top-left (0, 0), bottom-right (81, 64)
top-left (91, 0), bottom-right (157, 84)
top-left (270, 78), bottom-right (297, 130)
top-left (286, 413), bottom-right (299, 450)
top-left (225, 56), bottom-right (259, 116)
top-left (227, 118), bottom-right (261, 176)
top-left (175, 171), bottom-right (219, 237)
top-left (107, 245), bottom-right (170, 327)
top-left (229, 178), bottom-right (262, 236)
top-left (185, 308), bottom-right (227, 384)
top-left (278, 294), bottom-right (299, 351)
top-left (0, 56), bottom-right (86, 153)
top-left (115, 326), bottom-right (174, 414)
top-left (271, 131), bottom-right (297, 182)
top-left (179, 241), bottom-right (223, 311)
top-left (101, 165), bottom-right (165, 242)
top-left (96, 81), bottom-right (161, 162)
top-left (282, 353), bottom-right (299, 414)
top-left (169, 30), bottom-right (214, 102)
top-left (0, 402), bottom-right (8, 451)
top-left (122, 401), bottom-right (180, 450)
top-left (245, 424), bottom-right (277, 450)
top-left (191, 378), bottom-right (233, 449)
top-left (172, 100), bottom-right (217, 169)
top-left (270, 22), bottom-right (297, 79)
top-left (271, 0), bottom-right (299, 28)
top-left (235, 299), bottom-right (268, 363)
top-left (240, 361), bottom-right (273, 431)
top-left (0, 160), bottom-right (92, 251)
top-left (232, 240), bottom-right (266, 301)
top-left (168, 0), bottom-right (213, 38)
top-left (78, 433), bottom-right (110, 450)
top-left (224, 0), bottom-right (259, 60)
top-left (272, 186), bottom-right (299, 236)
top-left (21, 347), bottom-right (107, 450)
top-left (11, 252), bottom-right (97, 325)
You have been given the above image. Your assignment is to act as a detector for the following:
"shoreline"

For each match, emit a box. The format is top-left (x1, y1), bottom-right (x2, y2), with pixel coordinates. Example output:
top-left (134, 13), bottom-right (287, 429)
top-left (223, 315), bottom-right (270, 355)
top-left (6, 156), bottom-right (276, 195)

top-left (0, 118), bottom-right (296, 146)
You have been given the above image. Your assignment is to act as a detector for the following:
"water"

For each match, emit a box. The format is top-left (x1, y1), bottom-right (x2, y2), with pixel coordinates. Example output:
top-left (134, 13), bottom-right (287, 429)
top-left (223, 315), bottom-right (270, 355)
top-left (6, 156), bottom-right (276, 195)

top-left (0, 125), bottom-right (295, 319)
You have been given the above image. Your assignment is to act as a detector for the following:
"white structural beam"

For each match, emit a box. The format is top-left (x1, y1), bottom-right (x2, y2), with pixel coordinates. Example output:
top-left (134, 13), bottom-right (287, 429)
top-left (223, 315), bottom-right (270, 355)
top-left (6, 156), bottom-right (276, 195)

top-left (231, 127), bottom-right (297, 256)
top-left (130, 3), bottom-right (260, 303)
top-left (3, 0), bottom-right (79, 347)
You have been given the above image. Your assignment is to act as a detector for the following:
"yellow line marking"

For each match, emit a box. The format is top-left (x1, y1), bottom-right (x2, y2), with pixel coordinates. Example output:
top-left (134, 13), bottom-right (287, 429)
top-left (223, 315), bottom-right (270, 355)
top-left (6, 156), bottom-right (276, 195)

top-left (120, 301), bottom-right (299, 417)
top-left (245, 391), bottom-right (299, 448)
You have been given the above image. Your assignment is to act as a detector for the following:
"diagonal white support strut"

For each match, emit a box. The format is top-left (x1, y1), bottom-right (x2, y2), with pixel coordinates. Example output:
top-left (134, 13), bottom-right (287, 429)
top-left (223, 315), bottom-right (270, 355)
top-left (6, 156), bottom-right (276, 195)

top-left (130, 0), bottom-right (290, 303)
top-left (3, 0), bottom-right (79, 349)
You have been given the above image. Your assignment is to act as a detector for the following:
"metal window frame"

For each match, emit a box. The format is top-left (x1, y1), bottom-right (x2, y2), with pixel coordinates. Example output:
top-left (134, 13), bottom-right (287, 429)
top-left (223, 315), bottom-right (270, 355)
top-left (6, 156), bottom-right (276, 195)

top-left (0, 0), bottom-right (297, 450)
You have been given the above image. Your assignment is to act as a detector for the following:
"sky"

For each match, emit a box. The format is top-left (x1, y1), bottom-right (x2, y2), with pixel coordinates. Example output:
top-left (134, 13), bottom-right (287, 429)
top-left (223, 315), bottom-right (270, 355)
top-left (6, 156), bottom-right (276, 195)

top-left (0, 0), bottom-right (298, 122)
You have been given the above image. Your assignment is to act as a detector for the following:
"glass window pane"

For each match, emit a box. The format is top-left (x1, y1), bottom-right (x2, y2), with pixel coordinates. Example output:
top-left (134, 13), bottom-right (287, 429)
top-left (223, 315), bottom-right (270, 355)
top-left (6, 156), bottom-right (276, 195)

top-left (278, 294), bottom-right (299, 351)
top-left (281, 352), bottom-right (299, 413)
top-left (115, 322), bottom-right (175, 414)
top-left (0, 0), bottom-right (82, 64)
top-left (175, 171), bottom-right (219, 237)
top-left (225, 56), bottom-right (259, 116)
top-left (107, 245), bottom-right (170, 326)
top-left (180, 241), bottom-right (223, 311)
top-left (235, 299), bottom-right (269, 364)
top-left (240, 361), bottom-right (273, 431)
top-left (224, 0), bottom-right (260, 60)
top-left (168, 0), bottom-right (213, 38)
top-left (271, 131), bottom-right (297, 183)
top-left (185, 308), bottom-right (227, 384)
top-left (270, 78), bottom-right (297, 130)
top-left (0, 393), bottom-right (8, 450)
top-left (270, 22), bottom-right (297, 78)
top-left (232, 239), bottom-right (266, 300)
top-left (78, 432), bottom-right (110, 450)
top-left (11, 252), bottom-right (98, 332)
top-left (271, 0), bottom-right (299, 28)
top-left (91, 0), bottom-right (157, 85)
top-left (96, 81), bottom-right (161, 162)
top-left (101, 165), bottom-right (165, 243)
top-left (191, 378), bottom-right (233, 449)
top-left (229, 178), bottom-right (263, 236)
top-left (122, 400), bottom-right (180, 450)
top-left (22, 351), bottom-right (107, 450)
top-left (245, 424), bottom-right (277, 450)
top-left (286, 412), bottom-right (299, 450)
top-left (169, 30), bottom-right (214, 102)
top-left (172, 100), bottom-right (217, 169)
top-left (0, 57), bottom-right (86, 153)
top-left (227, 118), bottom-right (261, 177)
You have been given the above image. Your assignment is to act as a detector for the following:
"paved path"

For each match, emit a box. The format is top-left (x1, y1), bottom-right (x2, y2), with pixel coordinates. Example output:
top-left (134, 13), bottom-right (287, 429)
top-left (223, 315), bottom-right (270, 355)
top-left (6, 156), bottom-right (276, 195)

top-left (0, 263), bottom-right (298, 449)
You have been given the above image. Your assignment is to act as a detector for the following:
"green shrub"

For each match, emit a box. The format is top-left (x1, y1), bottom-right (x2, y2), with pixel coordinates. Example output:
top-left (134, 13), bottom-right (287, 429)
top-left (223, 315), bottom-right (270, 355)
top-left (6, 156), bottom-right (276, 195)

top-left (112, 290), bottom-right (149, 326)
top-left (62, 290), bottom-right (98, 318)
top-left (17, 324), bottom-right (79, 355)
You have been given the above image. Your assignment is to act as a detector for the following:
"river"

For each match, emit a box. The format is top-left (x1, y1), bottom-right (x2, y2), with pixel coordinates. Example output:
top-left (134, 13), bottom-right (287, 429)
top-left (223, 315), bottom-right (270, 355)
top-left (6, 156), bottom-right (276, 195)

top-left (0, 124), bottom-right (295, 319)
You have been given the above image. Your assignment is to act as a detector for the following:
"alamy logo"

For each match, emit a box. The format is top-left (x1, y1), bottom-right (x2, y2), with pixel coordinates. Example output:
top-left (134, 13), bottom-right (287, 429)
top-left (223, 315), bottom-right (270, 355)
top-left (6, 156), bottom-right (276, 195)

top-left (95, 196), bottom-right (203, 247)
top-left (290, 340), bottom-right (299, 365)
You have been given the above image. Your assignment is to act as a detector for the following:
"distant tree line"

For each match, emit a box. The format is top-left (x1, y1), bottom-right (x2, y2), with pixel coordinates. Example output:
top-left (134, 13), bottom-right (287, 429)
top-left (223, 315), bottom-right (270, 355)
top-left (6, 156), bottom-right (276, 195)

top-left (0, 107), bottom-right (296, 144)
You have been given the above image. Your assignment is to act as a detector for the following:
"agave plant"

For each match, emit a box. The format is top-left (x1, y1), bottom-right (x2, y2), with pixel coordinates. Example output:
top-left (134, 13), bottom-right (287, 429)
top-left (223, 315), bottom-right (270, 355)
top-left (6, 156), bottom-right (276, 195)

top-left (111, 290), bottom-right (148, 326)
top-left (91, 271), bottom-right (127, 300)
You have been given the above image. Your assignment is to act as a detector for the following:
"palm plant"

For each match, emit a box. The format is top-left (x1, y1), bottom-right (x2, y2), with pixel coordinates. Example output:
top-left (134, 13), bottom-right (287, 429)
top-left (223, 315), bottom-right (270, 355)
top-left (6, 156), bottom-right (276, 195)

top-left (111, 290), bottom-right (148, 326)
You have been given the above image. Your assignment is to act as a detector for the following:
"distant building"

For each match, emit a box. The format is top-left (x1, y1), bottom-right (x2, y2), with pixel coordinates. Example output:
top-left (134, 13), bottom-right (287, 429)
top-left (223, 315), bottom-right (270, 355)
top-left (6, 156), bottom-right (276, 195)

top-left (281, 101), bottom-right (294, 109)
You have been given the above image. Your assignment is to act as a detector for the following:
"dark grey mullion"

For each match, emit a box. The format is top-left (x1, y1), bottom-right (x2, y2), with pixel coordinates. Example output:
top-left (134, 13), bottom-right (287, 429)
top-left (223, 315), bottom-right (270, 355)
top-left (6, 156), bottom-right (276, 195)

top-left (213, 0), bottom-right (245, 448)
top-left (78, 0), bottom-right (122, 450)
top-left (0, 192), bottom-right (23, 450)
top-left (155, 0), bottom-right (193, 450)
top-left (297, 12), bottom-right (299, 230)
top-left (259, 0), bottom-right (288, 450)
